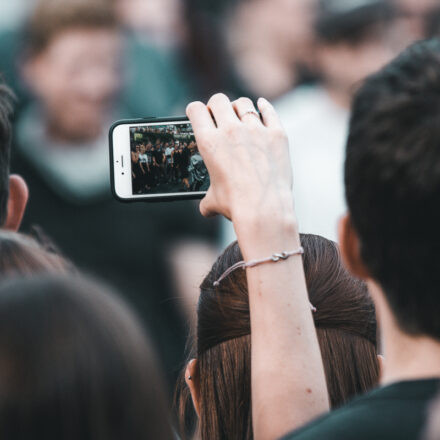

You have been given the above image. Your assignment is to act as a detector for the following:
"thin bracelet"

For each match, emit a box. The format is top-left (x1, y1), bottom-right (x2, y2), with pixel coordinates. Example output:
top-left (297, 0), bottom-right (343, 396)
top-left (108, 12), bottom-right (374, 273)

top-left (213, 247), bottom-right (317, 312)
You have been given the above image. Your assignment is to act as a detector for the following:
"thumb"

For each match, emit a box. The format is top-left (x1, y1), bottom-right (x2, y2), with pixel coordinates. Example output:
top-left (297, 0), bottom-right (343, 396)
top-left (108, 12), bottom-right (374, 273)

top-left (199, 189), bottom-right (218, 218)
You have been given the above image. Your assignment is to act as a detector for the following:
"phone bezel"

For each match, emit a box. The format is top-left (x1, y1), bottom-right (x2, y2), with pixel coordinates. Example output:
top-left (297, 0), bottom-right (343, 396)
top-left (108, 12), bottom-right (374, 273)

top-left (109, 116), bottom-right (207, 203)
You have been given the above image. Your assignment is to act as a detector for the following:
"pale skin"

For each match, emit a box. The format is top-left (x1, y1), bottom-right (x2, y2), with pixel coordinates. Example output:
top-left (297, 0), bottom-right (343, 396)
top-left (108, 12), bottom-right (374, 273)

top-left (185, 93), bottom-right (329, 440)
top-left (5, 175), bottom-right (28, 232)
top-left (183, 93), bottom-right (440, 440)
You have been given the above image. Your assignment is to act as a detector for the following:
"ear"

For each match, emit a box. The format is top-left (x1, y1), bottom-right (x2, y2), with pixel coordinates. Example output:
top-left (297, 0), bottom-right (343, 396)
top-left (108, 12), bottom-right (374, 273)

top-left (338, 214), bottom-right (370, 280)
top-left (4, 175), bottom-right (29, 231)
top-left (185, 358), bottom-right (200, 418)
top-left (377, 354), bottom-right (385, 380)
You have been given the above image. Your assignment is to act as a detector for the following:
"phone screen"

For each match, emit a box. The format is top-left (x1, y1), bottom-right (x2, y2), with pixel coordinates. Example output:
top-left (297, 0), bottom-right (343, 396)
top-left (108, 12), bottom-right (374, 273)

top-left (129, 122), bottom-right (209, 196)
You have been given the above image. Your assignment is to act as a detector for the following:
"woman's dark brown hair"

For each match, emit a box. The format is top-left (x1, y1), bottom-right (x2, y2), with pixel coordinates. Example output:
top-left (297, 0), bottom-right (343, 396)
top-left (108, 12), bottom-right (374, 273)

top-left (0, 229), bottom-right (73, 277)
top-left (177, 233), bottom-right (379, 439)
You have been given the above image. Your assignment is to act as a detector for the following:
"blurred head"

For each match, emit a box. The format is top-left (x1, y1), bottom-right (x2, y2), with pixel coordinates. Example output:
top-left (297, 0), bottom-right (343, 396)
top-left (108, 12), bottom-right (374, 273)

top-left (341, 40), bottom-right (440, 341)
top-left (114, 0), bottom-right (186, 47)
top-left (22, 0), bottom-right (122, 143)
top-left (189, 142), bottom-right (197, 154)
top-left (139, 144), bottom-right (146, 154)
top-left (0, 274), bottom-right (174, 440)
top-left (0, 230), bottom-right (72, 278)
top-left (0, 84), bottom-right (28, 231)
top-left (226, 0), bottom-right (317, 99)
top-left (391, 0), bottom-right (438, 43)
top-left (314, 0), bottom-right (395, 102)
top-left (178, 235), bottom-right (379, 439)
top-left (425, 6), bottom-right (440, 39)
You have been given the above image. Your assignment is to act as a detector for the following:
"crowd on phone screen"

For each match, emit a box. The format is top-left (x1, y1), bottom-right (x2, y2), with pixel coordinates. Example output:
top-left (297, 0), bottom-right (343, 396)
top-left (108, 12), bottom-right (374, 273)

top-left (131, 132), bottom-right (209, 194)
top-left (2, 0), bottom-right (440, 439)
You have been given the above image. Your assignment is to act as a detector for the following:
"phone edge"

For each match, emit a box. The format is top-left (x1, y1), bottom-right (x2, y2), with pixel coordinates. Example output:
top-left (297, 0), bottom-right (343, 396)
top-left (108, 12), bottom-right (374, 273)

top-left (108, 116), bottom-right (206, 203)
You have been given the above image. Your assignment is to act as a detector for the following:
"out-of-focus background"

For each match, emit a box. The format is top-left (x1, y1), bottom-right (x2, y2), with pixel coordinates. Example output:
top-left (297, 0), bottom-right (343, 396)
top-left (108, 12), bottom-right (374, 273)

top-left (0, 0), bottom-right (438, 388)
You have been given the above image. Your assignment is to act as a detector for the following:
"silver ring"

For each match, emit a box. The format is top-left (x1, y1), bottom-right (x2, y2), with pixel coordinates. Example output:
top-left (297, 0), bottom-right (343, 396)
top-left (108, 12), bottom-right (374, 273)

top-left (240, 109), bottom-right (260, 120)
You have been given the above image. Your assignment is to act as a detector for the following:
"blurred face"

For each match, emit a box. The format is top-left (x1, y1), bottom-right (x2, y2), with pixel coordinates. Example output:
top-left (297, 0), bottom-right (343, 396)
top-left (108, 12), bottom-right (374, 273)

top-left (139, 144), bottom-right (146, 153)
top-left (115, 0), bottom-right (185, 46)
top-left (392, 0), bottom-right (438, 44)
top-left (318, 36), bottom-right (395, 104)
top-left (229, 0), bottom-right (316, 98)
top-left (24, 27), bottom-right (122, 143)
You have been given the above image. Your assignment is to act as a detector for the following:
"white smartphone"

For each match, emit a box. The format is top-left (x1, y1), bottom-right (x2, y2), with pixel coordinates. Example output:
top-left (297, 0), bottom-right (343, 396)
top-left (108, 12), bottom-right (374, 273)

top-left (109, 117), bottom-right (209, 202)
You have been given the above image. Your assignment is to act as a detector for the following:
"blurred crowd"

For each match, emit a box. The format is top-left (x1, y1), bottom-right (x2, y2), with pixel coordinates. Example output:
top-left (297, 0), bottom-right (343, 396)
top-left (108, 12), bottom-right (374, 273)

top-left (0, 0), bottom-right (439, 385)
top-left (0, 1), bottom-right (440, 439)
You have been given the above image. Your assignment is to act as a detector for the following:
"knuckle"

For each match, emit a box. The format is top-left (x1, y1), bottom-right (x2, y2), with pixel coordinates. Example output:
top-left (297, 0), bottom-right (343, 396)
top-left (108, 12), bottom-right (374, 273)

top-left (224, 122), bottom-right (241, 137)
top-left (271, 127), bottom-right (288, 142)
top-left (197, 128), bottom-right (212, 144)
top-left (200, 197), bottom-right (213, 217)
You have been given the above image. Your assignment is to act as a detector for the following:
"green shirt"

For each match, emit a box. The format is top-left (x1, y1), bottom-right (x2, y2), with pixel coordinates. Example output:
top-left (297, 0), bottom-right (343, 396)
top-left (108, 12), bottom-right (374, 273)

top-left (282, 379), bottom-right (440, 440)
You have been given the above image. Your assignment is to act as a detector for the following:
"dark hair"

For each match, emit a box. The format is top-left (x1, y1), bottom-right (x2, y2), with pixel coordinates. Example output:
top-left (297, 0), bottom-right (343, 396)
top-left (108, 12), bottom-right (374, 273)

top-left (0, 274), bottom-right (174, 440)
top-left (345, 39), bottom-right (440, 339)
top-left (25, 0), bottom-right (118, 57)
top-left (0, 230), bottom-right (73, 277)
top-left (177, 234), bottom-right (379, 439)
top-left (425, 7), bottom-right (440, 39)
top-left (315, 0), bottom-right (394, 45)
top-left (0, 84), bottom-right (14, 227)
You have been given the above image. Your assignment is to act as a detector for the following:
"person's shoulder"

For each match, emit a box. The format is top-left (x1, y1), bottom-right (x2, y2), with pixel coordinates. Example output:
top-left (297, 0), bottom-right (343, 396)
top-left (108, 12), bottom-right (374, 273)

top-left (281, 382), bottom-right (434, 440)
top-left (280, 403), bottom-right (385, 440)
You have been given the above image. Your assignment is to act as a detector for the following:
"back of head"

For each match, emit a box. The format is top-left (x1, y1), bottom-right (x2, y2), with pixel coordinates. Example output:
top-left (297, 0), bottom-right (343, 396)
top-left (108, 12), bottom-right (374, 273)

top-left (0, 275), bottom-right (174, 440)
top-left (345, 39), bottom-right (440, 339)
top-left (0, 230), bottom-right (71, 277)
top-left (0, 84), bottom-right (14, 227)
top-left (178, 234), bottom-right (378, 440)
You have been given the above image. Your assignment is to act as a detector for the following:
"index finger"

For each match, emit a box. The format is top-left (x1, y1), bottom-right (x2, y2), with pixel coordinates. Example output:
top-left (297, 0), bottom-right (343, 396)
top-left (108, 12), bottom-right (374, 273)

top-left (186, 101), bottom-right (216, 133)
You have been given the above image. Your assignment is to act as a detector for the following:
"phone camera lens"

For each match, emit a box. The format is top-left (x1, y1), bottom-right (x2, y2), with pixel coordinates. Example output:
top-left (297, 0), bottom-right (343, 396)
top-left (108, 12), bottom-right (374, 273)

top-left (122, 172), bottom-right (125, 175)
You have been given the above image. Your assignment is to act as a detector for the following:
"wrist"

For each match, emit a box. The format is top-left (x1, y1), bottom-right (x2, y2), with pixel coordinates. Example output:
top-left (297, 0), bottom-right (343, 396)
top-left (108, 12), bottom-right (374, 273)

top-left (233, 209), bottom-right (300, 260)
